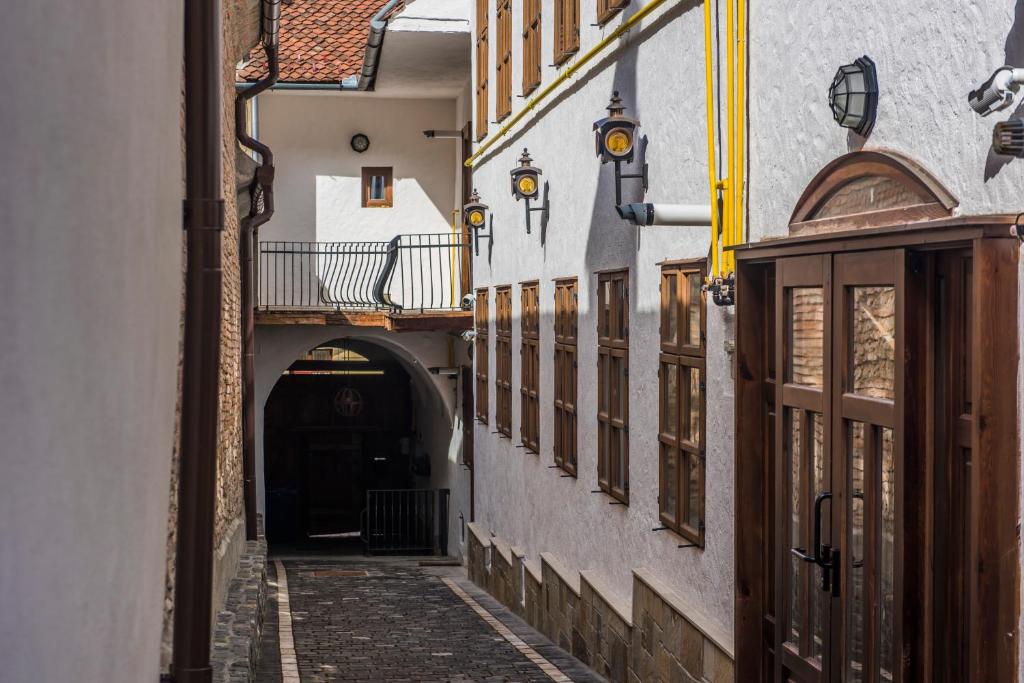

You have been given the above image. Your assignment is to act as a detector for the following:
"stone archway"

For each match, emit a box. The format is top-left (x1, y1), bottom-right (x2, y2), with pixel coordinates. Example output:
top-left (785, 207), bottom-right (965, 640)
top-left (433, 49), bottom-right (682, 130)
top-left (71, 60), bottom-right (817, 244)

top-left (254, 326), bottom-right (472, 556)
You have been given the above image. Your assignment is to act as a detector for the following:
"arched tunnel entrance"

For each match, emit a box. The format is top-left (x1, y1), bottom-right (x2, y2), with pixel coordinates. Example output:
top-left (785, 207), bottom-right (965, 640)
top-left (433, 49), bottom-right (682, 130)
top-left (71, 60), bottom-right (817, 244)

top-left (263, 338), bottom-right (454, 555)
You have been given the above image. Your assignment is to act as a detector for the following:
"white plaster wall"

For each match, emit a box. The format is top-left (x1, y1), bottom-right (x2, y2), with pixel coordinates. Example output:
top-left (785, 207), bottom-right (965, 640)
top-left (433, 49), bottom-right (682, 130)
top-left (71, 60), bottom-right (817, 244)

top-left (469, 0), bottom-right (734, 633)
top-left (253, 326), bottom-right (472, 558)
top-left (0, 1), bottom-right (181, 681)
top-left (467, 0), bottom-right (1024, 644)
top-left (257, 93), bottom-right (460, 244)
top-left (749, 0), bottom-right (1024, 238)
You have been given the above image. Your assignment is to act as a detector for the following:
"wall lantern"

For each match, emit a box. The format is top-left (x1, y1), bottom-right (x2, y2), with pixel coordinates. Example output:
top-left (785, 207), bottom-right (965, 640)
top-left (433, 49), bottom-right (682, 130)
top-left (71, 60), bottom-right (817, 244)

top-left (510, 148), bottom-right (549, 234)
top-left (593, 92), bottom-right (648, 206)
top-left (828, 56), bottom-right (878, 137)
top-left (350, 133), bottom-right (370, 153)
top-left (463, 189), bottom-right (490, 255)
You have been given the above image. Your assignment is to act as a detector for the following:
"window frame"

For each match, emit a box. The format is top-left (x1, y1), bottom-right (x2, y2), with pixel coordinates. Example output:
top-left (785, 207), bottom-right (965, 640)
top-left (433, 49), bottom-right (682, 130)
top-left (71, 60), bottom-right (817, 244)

top-left (522, 0), bottom-right (542, 95)
top-left (595, 0), bottom-right (629, 26)
top-left (494, 285), bottom-right (513, 437)
top-left (657, 261), bottom-right (707, 546)
top-left (475, 0), bottom-right (489, 141)
top-left (553, 0), bottom-right (580, 66)
top-left (553, 278), bottom-right (578, 475)
top-left (361, 167), bottom-right (393, 208)
top-left (475, 287), bottom-right (489, 423)
top-left (495, 0), bottom-right (513, 121)
top-left (596, 269), bottom-right (629, 503)
top-left (520, 281), bottom-right (540, 452)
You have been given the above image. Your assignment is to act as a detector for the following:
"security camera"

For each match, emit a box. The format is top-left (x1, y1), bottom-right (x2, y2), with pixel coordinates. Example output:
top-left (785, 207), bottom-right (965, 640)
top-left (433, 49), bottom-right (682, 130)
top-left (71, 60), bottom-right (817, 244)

top-left (460, 293), bottom-right (477, 311)
top-left (969, 66), bottom-right (1024, 116)
top-left (460, 329), bottom-right (476, 343)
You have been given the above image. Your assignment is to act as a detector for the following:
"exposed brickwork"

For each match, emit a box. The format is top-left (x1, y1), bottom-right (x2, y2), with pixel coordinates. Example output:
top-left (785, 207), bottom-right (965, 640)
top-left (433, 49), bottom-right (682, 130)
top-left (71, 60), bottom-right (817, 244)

top-left (162, 0), bottom-right (261, 669)
top-left (466, 524), bottom-right (736, 683)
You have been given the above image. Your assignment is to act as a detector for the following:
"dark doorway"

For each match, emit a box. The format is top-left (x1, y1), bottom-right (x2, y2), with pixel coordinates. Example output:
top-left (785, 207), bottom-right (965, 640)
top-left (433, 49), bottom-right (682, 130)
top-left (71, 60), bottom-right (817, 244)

top-left (264, 340), bottom-right (429, 552)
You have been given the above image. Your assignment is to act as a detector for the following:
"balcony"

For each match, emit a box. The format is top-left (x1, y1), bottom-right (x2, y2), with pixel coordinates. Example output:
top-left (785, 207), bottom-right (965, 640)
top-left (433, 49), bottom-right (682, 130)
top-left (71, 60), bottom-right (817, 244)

top-left (256, 233), bottom-right (472, 331)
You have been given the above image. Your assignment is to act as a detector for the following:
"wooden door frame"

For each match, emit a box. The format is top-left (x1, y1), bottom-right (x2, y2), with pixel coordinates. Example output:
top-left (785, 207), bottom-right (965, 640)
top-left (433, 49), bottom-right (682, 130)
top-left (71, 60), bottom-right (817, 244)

top-left (733, 215), bottom-right (1020, 683)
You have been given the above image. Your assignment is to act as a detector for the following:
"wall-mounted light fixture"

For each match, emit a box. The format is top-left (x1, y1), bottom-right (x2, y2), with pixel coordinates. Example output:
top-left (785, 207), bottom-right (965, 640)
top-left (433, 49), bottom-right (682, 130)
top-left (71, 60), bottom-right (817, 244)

top-left (994, 118), bottom-right (1024, 156)
top-left (510, 148), bottom-right (549, 234)
top-left (593, 92), bottom-right (648, 206)
top-left (464, 189), bottom-right (490, 255)
top-left (350, 133), bottom-right (370, 153)
top-left (828, 56), bottom-right (878, 137)
top-left (969, 66), bottom-right (1024, 116)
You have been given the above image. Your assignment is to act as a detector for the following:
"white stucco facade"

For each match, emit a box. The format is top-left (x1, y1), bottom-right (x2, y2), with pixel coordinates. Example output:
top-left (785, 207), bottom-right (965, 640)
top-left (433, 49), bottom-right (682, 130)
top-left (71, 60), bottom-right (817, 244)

top-left (467, 0), bottom-right (1024, 654)
top-left (257, 93), bottom-right (461, 244)
top-left (0, 2), bottom-right (182, 681)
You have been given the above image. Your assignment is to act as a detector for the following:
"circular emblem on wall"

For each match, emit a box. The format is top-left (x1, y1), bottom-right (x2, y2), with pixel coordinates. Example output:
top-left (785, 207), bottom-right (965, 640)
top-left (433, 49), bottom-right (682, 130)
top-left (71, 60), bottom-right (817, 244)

top-left (333, 387), bottom-right (364, 417)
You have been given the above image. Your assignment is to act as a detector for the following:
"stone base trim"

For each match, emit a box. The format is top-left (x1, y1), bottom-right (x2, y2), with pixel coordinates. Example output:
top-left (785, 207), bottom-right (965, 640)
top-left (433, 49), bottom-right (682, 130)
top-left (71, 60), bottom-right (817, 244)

top-left (210, 533), bottom-right (268, 683)
top-left (272, 559), bottom-right (301, 683)
top-left (465, 528), bottom-right (735, 683)
top-left (441, 577), bottom-right (573, 683)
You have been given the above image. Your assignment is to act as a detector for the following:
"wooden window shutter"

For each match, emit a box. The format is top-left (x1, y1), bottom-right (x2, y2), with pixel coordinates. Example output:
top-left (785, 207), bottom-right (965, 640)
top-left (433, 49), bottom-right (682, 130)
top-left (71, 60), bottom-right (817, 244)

top-left (475, 0), bottom-right (489, 140)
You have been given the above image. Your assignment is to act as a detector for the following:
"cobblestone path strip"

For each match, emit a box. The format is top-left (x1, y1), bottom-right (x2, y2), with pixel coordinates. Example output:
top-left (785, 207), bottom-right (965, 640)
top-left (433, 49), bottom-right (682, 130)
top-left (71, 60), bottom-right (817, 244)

top-left (255, 559), bottom-right (601, 683)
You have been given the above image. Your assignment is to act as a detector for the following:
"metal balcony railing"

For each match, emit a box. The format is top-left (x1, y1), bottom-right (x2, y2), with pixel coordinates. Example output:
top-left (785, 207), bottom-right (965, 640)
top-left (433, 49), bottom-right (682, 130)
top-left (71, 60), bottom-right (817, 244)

top-left (257, 233), bottom-right (470, 313)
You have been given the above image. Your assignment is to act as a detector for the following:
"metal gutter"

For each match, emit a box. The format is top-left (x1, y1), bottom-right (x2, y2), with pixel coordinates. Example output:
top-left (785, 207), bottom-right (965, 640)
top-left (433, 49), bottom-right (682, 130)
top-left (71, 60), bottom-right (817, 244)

top-left (234, 0), bottom-right (400, 93)
top-left (236, 0), bottom-right (282, 543)
top-left (172, 0), bottom-right (224, 679)
top-left (356, 0), bottom-right (402, 91)
top-left (464, 0), bottom-right (673, 168)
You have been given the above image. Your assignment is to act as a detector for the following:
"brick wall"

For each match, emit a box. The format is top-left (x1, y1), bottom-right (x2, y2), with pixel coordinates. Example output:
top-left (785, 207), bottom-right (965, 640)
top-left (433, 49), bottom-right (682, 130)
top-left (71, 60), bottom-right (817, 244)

top-left (161, 0), bottom-right (261, 669)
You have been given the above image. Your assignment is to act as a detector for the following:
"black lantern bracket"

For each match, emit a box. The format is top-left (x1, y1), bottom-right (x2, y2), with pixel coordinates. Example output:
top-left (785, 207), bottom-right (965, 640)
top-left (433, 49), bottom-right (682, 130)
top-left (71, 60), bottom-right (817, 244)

top-left (520, 182), bottom-right (550, 235)
top-left (473, 214), bottom-right (493, 256)
top-left (612, 144), bottom-right (649, 206)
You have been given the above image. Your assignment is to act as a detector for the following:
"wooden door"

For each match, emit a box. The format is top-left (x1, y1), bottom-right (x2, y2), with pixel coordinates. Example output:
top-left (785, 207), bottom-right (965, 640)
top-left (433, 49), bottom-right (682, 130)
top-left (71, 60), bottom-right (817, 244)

top-left (774, 250), bottom-right (903, 682)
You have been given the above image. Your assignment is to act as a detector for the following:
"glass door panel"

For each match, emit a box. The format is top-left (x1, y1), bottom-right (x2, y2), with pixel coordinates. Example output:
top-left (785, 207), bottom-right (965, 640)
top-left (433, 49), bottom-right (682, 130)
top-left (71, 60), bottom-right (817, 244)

top-left (775, 255), bottom-right (830, 683)
top-left (773, 250), bottom-right (904, 683)
top-left (833, 251), bottom-right (901, 683)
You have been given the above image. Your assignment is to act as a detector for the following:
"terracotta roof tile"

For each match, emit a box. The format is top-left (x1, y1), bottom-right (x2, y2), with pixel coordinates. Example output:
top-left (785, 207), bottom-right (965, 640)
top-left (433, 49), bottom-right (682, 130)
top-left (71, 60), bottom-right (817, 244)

top-left (238, 0), bottom-right (392, 83)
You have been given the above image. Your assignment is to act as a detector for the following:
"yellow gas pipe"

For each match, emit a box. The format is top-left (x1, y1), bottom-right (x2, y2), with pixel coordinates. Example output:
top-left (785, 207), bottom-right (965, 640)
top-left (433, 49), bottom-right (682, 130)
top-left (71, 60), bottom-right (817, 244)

top-left (704, 0), bottom-right (746, 287)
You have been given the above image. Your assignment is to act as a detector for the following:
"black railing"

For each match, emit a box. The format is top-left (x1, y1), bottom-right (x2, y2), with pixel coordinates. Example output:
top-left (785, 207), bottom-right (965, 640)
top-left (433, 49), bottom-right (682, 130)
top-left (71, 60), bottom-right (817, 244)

top-left (360, 488), bottom-right (449, 555)
top-left (257, 233), bottom-right (469, 312)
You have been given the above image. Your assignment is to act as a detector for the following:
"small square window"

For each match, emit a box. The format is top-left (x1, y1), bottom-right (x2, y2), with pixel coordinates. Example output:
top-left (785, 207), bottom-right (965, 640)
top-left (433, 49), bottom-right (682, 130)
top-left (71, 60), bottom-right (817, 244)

top-left (362, 167), bottom-right (393, 207)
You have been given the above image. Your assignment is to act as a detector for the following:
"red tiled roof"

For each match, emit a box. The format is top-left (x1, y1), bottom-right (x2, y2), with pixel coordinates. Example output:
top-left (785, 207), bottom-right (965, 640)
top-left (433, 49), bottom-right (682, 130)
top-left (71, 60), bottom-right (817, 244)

top-left (238, 0), bottom-right (392, 83)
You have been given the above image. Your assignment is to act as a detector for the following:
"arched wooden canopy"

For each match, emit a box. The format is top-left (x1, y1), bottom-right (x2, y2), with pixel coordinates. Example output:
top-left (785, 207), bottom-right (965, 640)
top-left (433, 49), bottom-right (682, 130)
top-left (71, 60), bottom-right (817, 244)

top-left (788, 150), bottom-right (959, 234)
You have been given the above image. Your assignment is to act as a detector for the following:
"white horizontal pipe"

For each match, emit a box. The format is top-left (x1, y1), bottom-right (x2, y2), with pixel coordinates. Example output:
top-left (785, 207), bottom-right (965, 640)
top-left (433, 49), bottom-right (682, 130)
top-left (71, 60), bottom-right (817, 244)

top-left (651, 203), bottom-right (712, 226)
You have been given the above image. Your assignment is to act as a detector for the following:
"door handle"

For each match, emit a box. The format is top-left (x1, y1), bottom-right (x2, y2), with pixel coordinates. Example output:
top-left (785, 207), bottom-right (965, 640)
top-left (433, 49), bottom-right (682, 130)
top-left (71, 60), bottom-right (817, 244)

top-left (790, 491), bottom-right (838, 594)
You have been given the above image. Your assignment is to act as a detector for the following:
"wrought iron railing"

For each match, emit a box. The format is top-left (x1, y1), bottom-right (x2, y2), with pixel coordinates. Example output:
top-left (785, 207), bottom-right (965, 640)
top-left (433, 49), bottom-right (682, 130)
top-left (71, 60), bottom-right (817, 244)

top-left (360, 488), bottom-right (450, 555)
top-left (257, 233), bottom-right (469, 312)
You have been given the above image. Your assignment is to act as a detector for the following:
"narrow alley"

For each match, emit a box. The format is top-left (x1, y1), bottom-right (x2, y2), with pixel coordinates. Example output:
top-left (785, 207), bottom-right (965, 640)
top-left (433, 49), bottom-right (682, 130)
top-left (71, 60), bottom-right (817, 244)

top-left (255, 558), bottom-right (604, 683)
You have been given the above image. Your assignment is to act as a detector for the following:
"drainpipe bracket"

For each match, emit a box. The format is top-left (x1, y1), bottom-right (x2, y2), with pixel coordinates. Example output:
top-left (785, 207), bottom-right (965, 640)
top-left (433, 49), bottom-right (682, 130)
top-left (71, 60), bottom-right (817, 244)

top-left (183, 198), bottom-right (226, 231)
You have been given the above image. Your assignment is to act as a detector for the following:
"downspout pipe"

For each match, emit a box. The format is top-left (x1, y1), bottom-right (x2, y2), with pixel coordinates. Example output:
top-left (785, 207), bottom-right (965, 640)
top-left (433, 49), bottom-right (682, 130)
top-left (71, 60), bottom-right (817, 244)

top-left (236, 0), bottom-right (281, 543)
top-left (173, 0), bottom-right (223, 680)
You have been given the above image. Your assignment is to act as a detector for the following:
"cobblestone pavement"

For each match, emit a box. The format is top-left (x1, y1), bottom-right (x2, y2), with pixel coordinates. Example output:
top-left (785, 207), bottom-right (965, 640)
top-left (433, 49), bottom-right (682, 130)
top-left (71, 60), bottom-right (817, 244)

top-left (254, 557), bottom-right (603, 683)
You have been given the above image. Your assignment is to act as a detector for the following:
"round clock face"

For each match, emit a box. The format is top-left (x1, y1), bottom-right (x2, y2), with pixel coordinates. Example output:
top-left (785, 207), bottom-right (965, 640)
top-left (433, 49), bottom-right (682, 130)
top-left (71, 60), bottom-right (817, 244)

top-left (351, 133), bottom-right (370, 153)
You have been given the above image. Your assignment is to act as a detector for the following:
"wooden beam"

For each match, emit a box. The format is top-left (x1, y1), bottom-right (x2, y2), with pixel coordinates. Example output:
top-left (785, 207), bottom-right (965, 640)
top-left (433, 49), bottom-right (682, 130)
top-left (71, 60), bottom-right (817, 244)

top-left (254, 310), bottom-right (387, 327)
top-left (968, 236), bottom-right (1020, 683)
top-left (386, 311), bottom-right (473, 332)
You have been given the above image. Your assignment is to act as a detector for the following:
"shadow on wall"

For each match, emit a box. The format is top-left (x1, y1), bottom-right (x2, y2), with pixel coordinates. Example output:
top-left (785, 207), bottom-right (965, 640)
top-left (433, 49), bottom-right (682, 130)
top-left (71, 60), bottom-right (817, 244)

top-left (984, 1), bottom-right (1024, 181)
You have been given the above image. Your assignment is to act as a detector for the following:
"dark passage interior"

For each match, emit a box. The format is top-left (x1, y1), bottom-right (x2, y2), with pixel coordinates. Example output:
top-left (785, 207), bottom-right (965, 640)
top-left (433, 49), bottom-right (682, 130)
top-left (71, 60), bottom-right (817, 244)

top-left (264, 339), bottom-right (439, 553)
